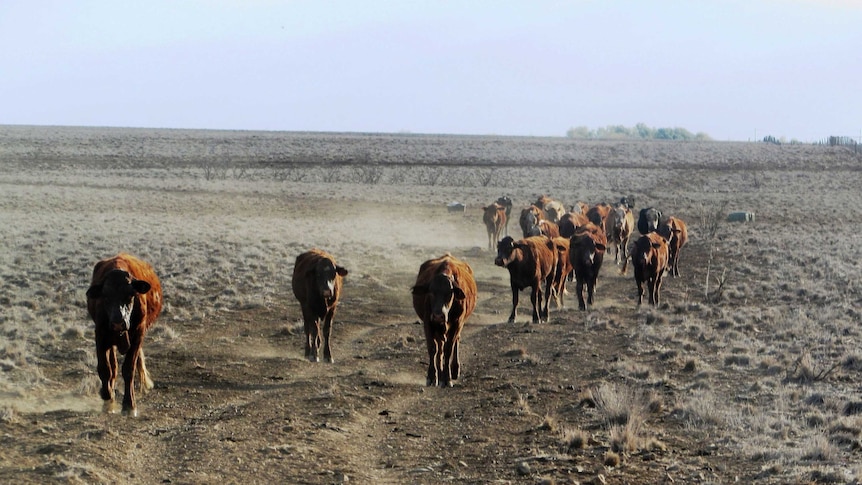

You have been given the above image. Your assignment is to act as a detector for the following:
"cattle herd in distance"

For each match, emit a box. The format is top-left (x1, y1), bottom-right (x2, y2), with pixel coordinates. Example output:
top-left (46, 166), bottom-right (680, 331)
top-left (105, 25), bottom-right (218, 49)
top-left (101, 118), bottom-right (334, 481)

top-left (84, 194), bottom-right (688, 413)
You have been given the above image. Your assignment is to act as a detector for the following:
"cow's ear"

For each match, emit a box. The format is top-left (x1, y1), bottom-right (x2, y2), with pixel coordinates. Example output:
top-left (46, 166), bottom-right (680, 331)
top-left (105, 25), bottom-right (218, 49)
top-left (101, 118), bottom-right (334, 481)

top-left (651, 242), bottom-right (662, 249)
top-left (131, 280), bottom-right (151, 294)
top-left (336, 266), bottom-right (348, 277)
top-left (411, 285), bottom-right (428, 296)
top-left (595, 243), bottom-right (607, 252)
top-left (452, 287), bottom-right (467, 300)
top-left (86, 285), bottom-right (102, 299)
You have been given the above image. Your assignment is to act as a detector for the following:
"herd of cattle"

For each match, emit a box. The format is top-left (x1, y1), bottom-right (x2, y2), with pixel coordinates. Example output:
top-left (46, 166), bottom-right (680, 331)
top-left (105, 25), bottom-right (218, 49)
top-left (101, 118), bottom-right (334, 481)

top-left (83, 195), bottom-right (688, 414)
top-left (483, 194), bottom-right (688, 321)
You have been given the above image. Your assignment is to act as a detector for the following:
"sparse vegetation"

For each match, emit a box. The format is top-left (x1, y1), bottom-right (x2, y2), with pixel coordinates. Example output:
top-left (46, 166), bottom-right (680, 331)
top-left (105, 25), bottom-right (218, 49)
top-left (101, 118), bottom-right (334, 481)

top-left (0, 126), bottom-right (861, 484)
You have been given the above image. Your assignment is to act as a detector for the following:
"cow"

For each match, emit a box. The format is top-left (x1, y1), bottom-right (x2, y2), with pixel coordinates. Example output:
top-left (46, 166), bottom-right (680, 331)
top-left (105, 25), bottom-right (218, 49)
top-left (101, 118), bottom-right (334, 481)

top-left (550, 236), bottom-right (573, 308)
top-left (607, 204), bottom-right (635, 265)
top-left (625, 232), bottom-right (670, 306)
top-left (544, 201), bottom-right (566, 224)
top-left (571, 201), bottom-right (590, 215)
top-left (496, 196), bottom-right (514, 235)
top-left (534, 195), bottom-right (553, 210)
top-left (482, 202), bottom-right (507, 250)
top-left (569, 223), bottom-right (607, 311)
top-left (533, 195), bottom-right (566, 224)
top-left (86, 253), bottom-right (162, 416)
top-left (619, 196), bottom-right (636, 210)
top-left (411, 254), bottom-right (477, 387)
top-left (291, 249), bottom-right (348, 363)
top-left (519, 205), bottom-right (542, 238)
top-left (637, 207), bottom-right (662, 235)
top-left (586, 203), bottom-right (613, 230)
top-left (658, 216), bottom-right (688, 277)
top-left (536, 220), bottom-right (561, 238)
top-left (495, 236), bottom-right (557, 323)
top-left (559, 212), bottom-right (590, 238)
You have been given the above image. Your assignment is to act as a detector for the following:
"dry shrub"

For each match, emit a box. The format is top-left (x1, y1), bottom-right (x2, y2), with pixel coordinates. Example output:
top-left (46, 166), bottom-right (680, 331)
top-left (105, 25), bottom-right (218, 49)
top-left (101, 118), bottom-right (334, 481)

top-left (603, 450), bottom-right (621, 467)
top-left (559, 427), bottom-right (588, 452)
top-left (539, 414), bottom-right (559, 433)
top-left (800, 434), bottom-right (835, 461)
top-left (676, 390), bottom-right (725, 429)
top-left (592, 382), bottom-right (650, 452)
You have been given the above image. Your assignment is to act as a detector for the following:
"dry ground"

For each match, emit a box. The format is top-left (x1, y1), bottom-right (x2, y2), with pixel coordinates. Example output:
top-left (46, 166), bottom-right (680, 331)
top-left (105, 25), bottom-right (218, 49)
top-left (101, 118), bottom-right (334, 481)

top-left (1, 126), bottom-right (862, 484)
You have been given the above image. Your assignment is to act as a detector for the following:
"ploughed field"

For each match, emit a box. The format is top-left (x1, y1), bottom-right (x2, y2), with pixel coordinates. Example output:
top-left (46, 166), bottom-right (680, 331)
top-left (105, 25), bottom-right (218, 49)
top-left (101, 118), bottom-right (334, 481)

top-left (1, 125), bottom-right (861, 484)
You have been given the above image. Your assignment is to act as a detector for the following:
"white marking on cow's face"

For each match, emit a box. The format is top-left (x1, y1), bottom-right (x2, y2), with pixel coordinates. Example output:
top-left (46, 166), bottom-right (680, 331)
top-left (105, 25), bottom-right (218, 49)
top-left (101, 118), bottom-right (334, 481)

top-left (112, 302), bottom-right (134, 332)
top-left (323, 279), bottom-right (336, 298)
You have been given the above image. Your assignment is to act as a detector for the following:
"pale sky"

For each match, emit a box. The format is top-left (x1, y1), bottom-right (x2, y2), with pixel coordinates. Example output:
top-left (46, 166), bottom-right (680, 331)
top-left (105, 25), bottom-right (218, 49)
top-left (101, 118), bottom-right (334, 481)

top-left (1, 0), bottom-right (859, 141)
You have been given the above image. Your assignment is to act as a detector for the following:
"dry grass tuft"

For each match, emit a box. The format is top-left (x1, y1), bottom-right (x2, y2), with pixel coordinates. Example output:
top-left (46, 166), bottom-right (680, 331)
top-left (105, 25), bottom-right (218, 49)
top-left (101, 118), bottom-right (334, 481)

top-left (559, 427), bottom-right (589, 452)
top-left (603, 450), bottom-right (621, 467)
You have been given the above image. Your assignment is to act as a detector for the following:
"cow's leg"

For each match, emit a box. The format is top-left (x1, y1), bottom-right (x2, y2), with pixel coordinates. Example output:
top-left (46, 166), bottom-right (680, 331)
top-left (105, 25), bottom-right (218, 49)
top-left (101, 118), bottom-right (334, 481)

top-left (530, 284), bottom-right (541, 323)
top-left (96, 341), bottom-right (115, 403)
top-left (542, 276), bottom-right (554, 321)
top-left (450, 337), bottom-right (461, 382)
top-left (121, 344), bottom-right (140, 417)
top-left (647, 278), bottom-right (656, 305)
top-left (508, 284), bottom-right (519, 323)
top-left (636, 278), bottom-right (645, 305)
top-left (301, 305), bottom-right (320, 362)
top-left (672, 250), bottom-right (681, 277)
top-left (587, 276), bottom-right (597, 307)
top-left (424, 325), bottom-right (440, 386)
top-left (321, 309), bottom-right (335, 364)
top-left (137, 347), bottom-right (154, 394)
top-left (576, 279), bottom-right (586, 311)
top-left (655, 273), bottom-right (664, 306)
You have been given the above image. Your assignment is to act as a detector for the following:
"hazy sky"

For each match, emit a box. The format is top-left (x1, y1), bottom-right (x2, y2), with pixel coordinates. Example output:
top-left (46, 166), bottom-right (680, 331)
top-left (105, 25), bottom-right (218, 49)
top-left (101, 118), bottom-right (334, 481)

top-left (1, 1), bottom-right (859, 141)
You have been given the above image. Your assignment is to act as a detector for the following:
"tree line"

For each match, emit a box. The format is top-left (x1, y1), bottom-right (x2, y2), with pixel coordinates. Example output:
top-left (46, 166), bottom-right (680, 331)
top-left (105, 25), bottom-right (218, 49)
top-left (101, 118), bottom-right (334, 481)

top-left (566, 123), bottom-right (712, 141)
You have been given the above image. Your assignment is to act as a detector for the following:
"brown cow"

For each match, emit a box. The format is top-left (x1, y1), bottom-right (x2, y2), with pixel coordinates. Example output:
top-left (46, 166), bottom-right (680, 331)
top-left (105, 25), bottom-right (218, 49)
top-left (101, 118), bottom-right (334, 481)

top-left (537, 219), bottom-right (561, 238)
top-left (608, 204), bottom-right (635, 265)
top-left (569, 223), bottom-right (607, 311)
top-left (559, 212), bottom-right (590, 238)
top-left (495, 236), bottom-right (557, 323)
top-left (658, 216), bottom-right (688, 277)
top-left (586, 203), bottom-right (613, 232)
top-left (534, 195), bottom-right (566, 224)
top-left (411, 254), bottom-right (477, 387)
top-left (482, 202), bottom-right (507, 250)
top-left (86, 253), bottom-right (162, 416)
top-left (626, 232), bottom-right (670, 306)
top-left (571, 201), bottom-right (590, 215)
top-left (291, 249), bottom-right (348, 363)
top-left (550, 236), bottom-right (572, 308)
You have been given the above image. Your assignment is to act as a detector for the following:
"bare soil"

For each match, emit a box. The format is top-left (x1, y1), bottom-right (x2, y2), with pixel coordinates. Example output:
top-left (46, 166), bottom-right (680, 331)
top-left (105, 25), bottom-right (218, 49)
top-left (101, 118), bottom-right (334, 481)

top-left (1, 126), bottom-right (861, 484)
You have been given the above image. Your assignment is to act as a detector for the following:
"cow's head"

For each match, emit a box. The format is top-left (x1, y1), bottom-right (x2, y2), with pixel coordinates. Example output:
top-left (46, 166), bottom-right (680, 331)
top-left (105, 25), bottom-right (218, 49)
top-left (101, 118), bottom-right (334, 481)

top-left (573, 235), bottom-right (606, 266)
top-left (657, 222), bottom-right (678, 245)
top-left (412, 273), bottom-right (465, 326)
top-left (311, 259), bottom-right (348, 299)
top-left (494, 236), bottom-right (520, 267)
top-left (639, 207), bottom-right (662, 233)
top-left (86, 269), bottom-right (151, 333)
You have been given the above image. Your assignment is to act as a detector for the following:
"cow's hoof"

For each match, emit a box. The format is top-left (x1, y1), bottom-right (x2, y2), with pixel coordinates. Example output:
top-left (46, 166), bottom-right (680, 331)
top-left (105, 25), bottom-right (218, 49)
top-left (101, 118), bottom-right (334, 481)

top-left (102, 400), bottom-right (119, 414)
top-left (426, 379), bottom-right (437, 387)
top-left (121, 406), bottom-right (138, 418)
top-left (308, 356), bottom-right (319, 363)
top-left (324, 357), bottom-right (334, 364)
